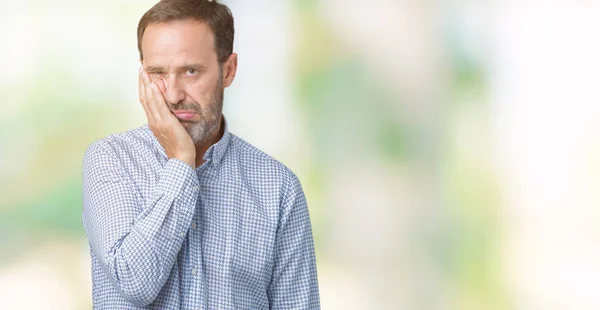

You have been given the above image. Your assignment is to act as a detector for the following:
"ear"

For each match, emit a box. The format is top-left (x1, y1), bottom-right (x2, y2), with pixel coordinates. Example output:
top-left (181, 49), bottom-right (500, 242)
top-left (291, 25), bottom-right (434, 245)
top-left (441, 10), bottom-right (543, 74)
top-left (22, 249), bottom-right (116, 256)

top-left (222, 53), bottom-right (238, 88)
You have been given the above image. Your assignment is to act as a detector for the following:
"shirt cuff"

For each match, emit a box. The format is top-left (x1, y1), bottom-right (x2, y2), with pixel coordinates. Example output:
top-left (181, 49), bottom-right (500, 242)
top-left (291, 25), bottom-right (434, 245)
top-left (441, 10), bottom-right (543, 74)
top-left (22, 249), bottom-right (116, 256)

top-left (154, 158), bottom-right (200, 214)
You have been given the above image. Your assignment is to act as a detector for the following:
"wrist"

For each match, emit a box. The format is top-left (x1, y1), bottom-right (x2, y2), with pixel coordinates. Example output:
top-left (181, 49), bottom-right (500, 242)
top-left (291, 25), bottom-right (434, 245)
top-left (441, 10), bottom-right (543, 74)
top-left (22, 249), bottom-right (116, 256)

top-left (174, 155), bottom-right (195, 169)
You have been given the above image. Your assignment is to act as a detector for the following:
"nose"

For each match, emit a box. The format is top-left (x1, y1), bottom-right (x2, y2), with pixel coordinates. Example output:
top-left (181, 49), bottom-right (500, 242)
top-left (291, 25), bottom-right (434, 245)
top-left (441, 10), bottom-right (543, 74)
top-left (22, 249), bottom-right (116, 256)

top-left (163, 75), bottom-right (186, 105)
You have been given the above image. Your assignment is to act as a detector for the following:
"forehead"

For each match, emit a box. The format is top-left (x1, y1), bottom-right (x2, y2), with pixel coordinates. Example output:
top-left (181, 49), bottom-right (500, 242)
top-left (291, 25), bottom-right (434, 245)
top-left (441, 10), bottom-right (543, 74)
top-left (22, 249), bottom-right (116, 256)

top-left (141, 19), bottom-right (217, 66)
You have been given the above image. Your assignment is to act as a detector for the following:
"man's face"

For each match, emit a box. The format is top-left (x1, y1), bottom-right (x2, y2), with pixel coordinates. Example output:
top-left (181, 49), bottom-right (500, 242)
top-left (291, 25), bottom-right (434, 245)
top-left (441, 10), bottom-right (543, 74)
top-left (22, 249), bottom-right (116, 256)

top-left (141, 20), bottom-right (224, 144)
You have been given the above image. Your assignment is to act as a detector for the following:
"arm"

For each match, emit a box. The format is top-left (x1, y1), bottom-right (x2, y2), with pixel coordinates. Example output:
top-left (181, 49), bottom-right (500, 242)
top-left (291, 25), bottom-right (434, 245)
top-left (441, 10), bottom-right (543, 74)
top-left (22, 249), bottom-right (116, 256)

top-left (82, 140), bottom-right (199, 306)
top-left (267, 172), bottom-right (321, 309)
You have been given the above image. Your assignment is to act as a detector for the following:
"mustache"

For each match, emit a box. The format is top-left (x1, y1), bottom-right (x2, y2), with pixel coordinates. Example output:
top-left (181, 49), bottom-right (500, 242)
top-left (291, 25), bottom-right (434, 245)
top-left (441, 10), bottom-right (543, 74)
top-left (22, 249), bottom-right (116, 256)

top-left (170, 101), bottom-right (200, 113)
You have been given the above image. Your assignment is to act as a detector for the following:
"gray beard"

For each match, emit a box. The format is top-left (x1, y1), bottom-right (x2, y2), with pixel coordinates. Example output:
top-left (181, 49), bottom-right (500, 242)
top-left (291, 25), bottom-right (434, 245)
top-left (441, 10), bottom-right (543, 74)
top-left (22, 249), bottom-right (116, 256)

top-left (186, 111), bottom-right (220, 144)
top-left (182, 79), bottom-right (224, 144)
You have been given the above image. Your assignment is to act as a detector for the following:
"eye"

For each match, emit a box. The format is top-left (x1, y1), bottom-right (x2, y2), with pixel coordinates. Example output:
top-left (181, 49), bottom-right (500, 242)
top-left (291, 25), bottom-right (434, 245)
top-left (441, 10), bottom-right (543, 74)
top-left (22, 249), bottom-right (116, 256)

top-left (186, 68), bottom-right (197, 75)
top-left (150, 71), bottom-right (164, 76)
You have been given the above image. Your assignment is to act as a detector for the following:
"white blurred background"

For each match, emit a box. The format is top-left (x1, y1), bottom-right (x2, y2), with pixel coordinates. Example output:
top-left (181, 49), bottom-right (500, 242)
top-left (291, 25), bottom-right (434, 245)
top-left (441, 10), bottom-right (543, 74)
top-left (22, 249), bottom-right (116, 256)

top-left (1, 0), bottom-right (599, 309)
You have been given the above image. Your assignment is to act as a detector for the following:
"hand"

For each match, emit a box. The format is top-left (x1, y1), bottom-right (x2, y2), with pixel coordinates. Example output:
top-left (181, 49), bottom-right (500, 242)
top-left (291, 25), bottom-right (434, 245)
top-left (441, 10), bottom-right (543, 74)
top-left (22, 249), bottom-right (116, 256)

top-left (139, 68), bottom-right (196, 169)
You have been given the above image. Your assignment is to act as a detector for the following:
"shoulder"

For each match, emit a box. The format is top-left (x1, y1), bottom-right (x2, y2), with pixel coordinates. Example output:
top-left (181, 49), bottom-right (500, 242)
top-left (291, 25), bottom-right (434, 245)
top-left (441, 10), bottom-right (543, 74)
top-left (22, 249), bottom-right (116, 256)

top-left (83, 125), bottom-right (154, 162)
top-left (82, 125), bottom-right (159, 181)
top-left (226, 133), bottom-right (303, 201)
top-left (229, 134), bottom-right (298, 178)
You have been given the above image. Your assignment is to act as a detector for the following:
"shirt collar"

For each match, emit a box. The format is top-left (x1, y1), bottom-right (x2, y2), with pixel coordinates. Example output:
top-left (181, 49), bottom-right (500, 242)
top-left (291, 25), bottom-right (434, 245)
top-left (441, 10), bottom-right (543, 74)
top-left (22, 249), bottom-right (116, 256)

top-left (202, 115), bottom-right (231, 166)
top-left (149, 114), bottom-right (231, 168)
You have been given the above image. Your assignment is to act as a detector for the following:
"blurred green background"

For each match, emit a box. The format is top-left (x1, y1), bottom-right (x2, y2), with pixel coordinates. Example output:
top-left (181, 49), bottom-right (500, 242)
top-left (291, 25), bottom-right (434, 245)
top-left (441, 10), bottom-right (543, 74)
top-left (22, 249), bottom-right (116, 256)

top-left (2, 1), bottom-right (600, 309)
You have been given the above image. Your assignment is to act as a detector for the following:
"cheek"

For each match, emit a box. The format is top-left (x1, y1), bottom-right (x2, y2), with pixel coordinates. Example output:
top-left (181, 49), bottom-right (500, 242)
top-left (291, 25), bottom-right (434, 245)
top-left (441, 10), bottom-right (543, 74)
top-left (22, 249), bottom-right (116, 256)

top-left (185, 79), bottom-right (218, 103)
top-left (183, 84), bottom-right (206, 102)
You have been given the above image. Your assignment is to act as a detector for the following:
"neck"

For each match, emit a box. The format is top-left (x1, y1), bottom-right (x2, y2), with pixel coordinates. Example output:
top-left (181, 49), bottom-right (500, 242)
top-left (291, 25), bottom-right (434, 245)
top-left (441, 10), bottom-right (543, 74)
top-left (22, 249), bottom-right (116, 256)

top-left (194, 116), bottom-right (224, 168)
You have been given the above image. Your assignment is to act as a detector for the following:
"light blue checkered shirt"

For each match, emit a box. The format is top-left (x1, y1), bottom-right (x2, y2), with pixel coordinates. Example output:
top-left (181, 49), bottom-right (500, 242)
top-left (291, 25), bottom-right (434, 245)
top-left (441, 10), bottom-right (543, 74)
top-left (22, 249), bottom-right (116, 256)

top-left (81, 117), bottom-right (320, 309)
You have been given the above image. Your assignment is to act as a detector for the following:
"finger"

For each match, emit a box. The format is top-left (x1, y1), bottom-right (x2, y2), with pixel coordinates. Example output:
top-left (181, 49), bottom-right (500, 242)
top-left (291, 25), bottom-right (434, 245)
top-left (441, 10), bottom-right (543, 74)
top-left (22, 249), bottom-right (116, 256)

top-left (142, 70), bottom-right (159, 123)
top-left (144, 72), bottom-right (173, 120)
top-left (142, 70), bottom-right (163, 123)
top-left (147, 72), bottom-right (167, 102)
top-left (155, 78), bottom-right (167, 96)
top-left (138, 67), bottom-right (146, 104)
top-left (149, 81), bottom-right (176, 122)
top-left (138, 68), bottom-right (153, 123)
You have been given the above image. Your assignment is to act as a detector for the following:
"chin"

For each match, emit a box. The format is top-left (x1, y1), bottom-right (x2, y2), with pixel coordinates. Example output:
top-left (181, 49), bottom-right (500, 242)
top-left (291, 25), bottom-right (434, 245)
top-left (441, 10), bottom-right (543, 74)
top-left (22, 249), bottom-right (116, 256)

top-left (179, 119), bottom-right (197, 125)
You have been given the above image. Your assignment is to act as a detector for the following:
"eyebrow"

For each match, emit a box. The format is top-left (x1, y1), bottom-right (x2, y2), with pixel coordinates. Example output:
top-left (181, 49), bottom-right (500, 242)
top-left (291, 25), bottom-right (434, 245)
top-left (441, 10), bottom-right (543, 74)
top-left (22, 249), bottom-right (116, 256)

top-left (144, 65), bottom-right (165, 72)
top-left (144, 64), bottom-right (207, 72)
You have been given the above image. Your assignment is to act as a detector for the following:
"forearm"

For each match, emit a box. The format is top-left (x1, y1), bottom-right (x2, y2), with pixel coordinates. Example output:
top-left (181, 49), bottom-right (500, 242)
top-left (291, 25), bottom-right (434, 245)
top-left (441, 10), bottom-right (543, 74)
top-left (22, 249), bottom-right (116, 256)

top-left (83, 144), bottom-right (199, 306)
top-left (98, 174), bottom-right (197, 305)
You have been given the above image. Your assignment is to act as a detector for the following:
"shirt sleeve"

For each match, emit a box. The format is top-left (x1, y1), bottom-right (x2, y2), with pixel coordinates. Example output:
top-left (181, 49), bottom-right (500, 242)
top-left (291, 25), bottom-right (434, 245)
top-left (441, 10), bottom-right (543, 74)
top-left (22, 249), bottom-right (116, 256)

top-left (267, 171), bottom-right (321, 309)
top-left (81, 140), bottom-right (199, 306)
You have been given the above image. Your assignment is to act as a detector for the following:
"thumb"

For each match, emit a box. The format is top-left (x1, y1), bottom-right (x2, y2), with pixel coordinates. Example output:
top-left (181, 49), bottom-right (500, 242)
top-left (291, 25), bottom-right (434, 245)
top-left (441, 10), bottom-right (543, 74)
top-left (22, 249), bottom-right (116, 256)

top-left (155, 78), bottom-right (167, 95)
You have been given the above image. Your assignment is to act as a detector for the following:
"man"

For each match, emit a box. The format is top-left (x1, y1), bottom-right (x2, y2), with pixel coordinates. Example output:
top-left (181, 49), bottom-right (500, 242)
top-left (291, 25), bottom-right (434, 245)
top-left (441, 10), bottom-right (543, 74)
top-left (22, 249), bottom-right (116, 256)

top-left (81, 0), bottom-right (320, 309)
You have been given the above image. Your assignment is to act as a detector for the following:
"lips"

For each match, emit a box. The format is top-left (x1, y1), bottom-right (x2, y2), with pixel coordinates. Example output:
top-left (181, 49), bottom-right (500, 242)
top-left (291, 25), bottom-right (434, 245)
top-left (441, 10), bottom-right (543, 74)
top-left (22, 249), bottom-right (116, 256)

top-left (173, 110), bottom-right (196, 120)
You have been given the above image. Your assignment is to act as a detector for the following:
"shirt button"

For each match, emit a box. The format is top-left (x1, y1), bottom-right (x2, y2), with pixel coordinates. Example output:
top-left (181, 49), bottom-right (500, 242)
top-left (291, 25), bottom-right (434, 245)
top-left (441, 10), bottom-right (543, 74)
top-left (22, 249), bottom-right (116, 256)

top-left (191, 268), bottom-right (197, 276)
top-left (192, 222), bottom-right (197, 229)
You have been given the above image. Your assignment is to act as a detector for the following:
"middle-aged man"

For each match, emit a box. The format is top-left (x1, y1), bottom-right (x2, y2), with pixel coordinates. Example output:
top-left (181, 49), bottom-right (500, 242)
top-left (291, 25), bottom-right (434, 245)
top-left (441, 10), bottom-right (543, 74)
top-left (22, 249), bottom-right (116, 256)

top-left (81, 0), bottom-right (320, 309)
